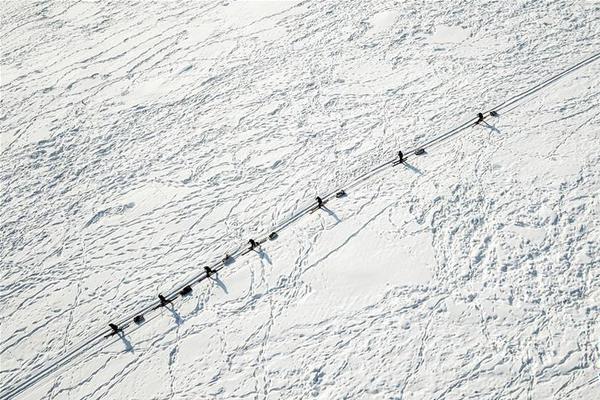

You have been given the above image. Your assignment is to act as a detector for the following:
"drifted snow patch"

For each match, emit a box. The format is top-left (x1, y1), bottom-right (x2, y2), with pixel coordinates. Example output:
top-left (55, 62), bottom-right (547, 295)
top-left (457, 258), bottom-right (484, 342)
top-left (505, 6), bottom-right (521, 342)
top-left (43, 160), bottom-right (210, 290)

top-left (367, 10), bottom-right (400, 36)
top-left (428, 24), bottom-right (469, 44)
top-left (84, 202), bottom-right (134, 227)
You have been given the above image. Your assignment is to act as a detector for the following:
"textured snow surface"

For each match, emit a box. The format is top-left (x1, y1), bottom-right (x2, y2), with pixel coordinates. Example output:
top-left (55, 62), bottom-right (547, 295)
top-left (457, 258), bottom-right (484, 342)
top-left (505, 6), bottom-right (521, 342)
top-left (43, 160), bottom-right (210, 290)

top-left (1, 1), bottom-right (600, 399)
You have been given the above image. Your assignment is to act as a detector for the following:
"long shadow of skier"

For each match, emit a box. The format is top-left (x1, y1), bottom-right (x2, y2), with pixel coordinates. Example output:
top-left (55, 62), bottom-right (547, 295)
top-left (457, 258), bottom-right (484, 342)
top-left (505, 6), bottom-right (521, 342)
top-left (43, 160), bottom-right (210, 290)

top-left (480, 120), bottom-right (501, 134)
top-left (116, 331), bottom-right (134, 352)
top-left (213, 273), bottom-right (228, 294)
top-left (164, 303), bottom-right (183, 326)
top-left (403, 161), bottom-right (423, 175)
top-left (257, 248), bottom-right (272, 265)
top-left (321, 205), bottom-right (341, 223)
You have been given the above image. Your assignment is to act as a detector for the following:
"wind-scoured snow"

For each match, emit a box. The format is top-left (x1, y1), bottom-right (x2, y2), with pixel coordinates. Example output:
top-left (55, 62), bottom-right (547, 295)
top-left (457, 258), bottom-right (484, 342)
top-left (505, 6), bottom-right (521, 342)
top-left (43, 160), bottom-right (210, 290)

top-left (1, 1), bottom-right (599, 399)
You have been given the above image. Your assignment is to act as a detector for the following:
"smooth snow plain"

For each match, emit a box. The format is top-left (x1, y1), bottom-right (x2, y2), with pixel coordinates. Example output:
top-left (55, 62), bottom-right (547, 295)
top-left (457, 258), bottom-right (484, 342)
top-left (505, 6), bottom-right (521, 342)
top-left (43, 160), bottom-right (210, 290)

top-left (1, 1), bottom-right (599, 399)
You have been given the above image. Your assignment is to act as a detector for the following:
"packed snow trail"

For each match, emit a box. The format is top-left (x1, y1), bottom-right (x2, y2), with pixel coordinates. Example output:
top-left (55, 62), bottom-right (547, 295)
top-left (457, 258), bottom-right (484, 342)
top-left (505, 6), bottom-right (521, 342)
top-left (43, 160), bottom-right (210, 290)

top-left (1, 50), bottom-right (598, 400)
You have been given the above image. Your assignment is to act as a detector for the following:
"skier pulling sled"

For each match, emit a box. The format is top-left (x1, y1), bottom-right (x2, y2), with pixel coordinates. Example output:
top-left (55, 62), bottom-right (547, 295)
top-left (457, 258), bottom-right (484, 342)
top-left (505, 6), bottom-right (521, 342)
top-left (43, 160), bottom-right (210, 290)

top-left (476, 111), bottom-right (499, 130)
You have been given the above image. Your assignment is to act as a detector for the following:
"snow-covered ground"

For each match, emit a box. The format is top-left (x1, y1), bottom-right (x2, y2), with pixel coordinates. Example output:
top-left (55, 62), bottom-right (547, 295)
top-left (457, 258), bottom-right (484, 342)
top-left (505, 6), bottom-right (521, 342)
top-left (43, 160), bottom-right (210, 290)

top-left (1, 1), bottom-right (599, 399)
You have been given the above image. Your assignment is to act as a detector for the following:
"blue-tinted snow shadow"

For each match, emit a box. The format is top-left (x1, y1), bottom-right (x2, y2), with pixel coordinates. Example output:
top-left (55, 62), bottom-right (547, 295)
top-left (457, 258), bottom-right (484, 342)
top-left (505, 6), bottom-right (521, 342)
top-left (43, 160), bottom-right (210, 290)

top-left (116, 331), bottom-right (134, 352)
top-left (164, 304), bottom-right (183, 326)
top-left (258, 248), bottom-right (272, 265)
top-left (321, 205), bottom-right (341, 223)
top-left (480, 120), bottom-right (501, 134)
top-left (403, 161), bottom-right (423, 175)
top-left (213, 274), bottom-right (228, 294)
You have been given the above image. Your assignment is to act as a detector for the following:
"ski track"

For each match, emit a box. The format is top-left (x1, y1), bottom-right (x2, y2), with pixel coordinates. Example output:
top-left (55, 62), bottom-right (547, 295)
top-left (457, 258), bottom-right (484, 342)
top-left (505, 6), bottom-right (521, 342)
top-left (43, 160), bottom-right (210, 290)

top-left (1, 0), bottom-right (600, 399)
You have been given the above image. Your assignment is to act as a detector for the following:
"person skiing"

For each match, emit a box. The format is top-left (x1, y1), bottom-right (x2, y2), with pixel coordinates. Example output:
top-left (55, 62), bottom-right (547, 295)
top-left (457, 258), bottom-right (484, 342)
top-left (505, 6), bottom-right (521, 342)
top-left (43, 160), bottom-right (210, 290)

top-left (204, 266), bottom-right (214, 277)
top-left (249, 239), bottom-right (258, 249)
top-left (316, 196), bottom-right (324, 208)
top-left (158, 294), bottom-right (171, 307)
top-left (476, 112), bottom-right (484, 124)
top-left (108, 323), bottom-right (120, 334)
top-left (398, 150), bottom-right (404, 163)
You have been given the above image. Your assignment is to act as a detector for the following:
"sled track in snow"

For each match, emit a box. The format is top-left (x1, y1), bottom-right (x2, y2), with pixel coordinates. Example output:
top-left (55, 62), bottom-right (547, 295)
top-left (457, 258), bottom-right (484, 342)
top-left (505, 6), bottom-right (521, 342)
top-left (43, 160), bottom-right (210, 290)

top-left (2, 50), bottom-right (599, 400)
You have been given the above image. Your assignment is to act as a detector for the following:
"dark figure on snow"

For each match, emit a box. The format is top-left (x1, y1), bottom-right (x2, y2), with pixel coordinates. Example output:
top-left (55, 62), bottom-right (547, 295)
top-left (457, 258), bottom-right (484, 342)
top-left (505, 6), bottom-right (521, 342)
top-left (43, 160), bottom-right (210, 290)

top-left (158, 294), bottom-right (170, 306)
top-left (476, 113), bottom-right (484, 124)
top-left (398, 150), bottom-right (404, 163)
top-left (316, 196), bottom-right (324, 208)
top-left (205, 266), bottom-right (214, 277)
top-left (249, 239), bottom-right (258, 249)
top-left (109, 323), bottom-right (120, 333)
